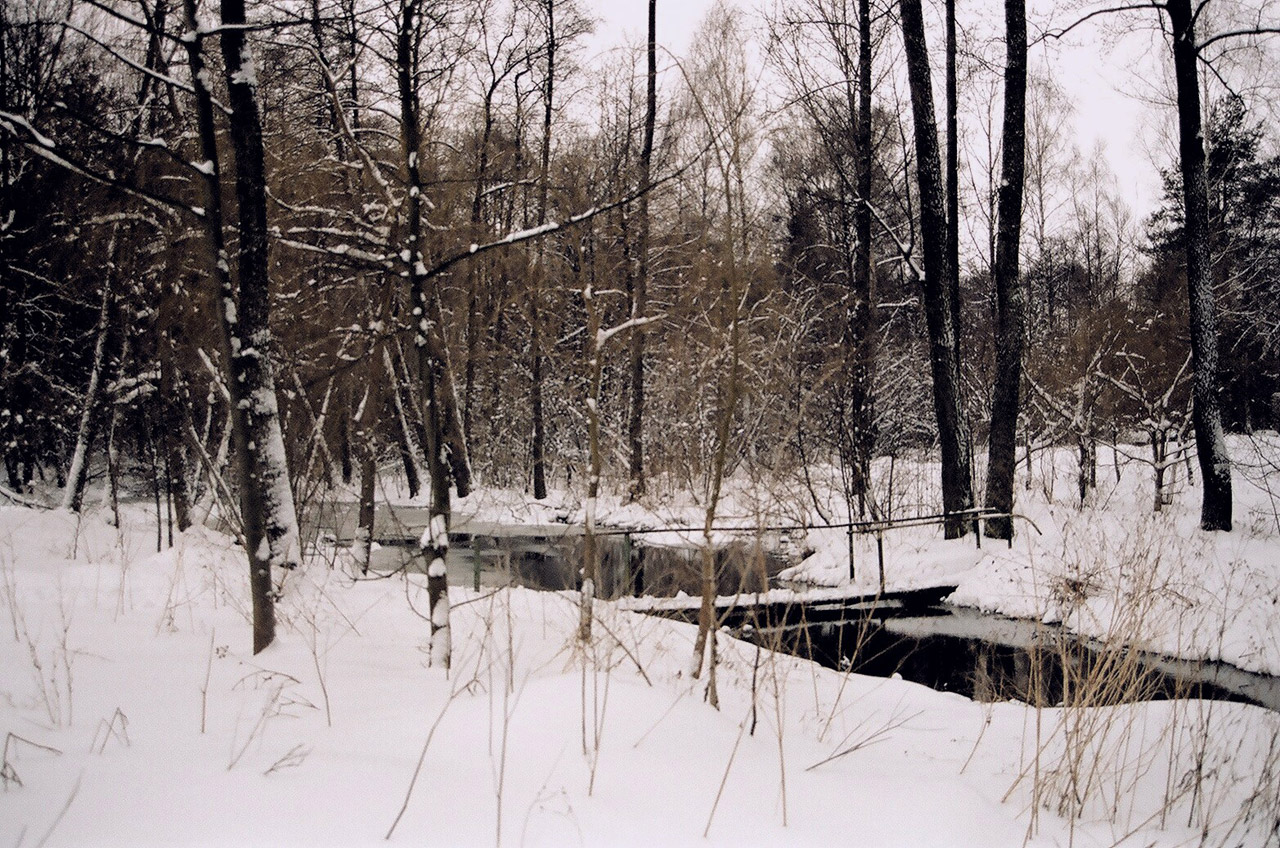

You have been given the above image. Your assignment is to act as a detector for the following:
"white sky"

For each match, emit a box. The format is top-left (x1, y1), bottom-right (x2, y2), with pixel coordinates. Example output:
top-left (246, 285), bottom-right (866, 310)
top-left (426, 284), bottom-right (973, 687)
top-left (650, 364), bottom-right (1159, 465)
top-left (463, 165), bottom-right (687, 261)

top-left (579, 0), bottom-right (1175, 217)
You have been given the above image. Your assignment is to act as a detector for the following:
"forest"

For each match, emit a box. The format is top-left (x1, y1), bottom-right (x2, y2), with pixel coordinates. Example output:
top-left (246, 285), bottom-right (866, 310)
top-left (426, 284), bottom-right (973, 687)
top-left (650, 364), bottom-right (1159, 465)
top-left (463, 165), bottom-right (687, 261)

top-left (4, 0), bottom-right (1278, 652)
top-left (3, 0), bottom-right (1280, 845)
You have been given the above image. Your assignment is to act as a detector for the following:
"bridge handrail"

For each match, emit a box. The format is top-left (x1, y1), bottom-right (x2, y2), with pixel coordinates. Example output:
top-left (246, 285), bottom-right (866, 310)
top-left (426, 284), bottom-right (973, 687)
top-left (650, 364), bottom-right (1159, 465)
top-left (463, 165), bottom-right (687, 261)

top-left (590, 507), bottom-right (1042, 542)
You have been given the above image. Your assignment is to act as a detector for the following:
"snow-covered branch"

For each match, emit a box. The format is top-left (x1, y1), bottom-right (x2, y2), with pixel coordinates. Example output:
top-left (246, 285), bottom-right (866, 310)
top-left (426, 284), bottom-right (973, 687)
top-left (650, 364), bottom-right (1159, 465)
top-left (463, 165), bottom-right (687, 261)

top-left (0, 110), bottom-right (204, 219)
top-left (595, 315), bottom-right (665, 349)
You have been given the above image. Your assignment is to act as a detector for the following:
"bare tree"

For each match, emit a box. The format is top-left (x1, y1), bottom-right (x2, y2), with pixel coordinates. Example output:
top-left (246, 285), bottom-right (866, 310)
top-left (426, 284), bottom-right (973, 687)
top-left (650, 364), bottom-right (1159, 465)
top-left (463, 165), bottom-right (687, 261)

top-left (982, 0), bottom-right (1027, 540)
top-left (1167, 0), bottom-right (1232, 530)
top-left (627, 0), bottom-right (658, 502)
top-left (681, 0), bottom-right (757, 706)
top-left (898, 0), bottom-right (974, 537)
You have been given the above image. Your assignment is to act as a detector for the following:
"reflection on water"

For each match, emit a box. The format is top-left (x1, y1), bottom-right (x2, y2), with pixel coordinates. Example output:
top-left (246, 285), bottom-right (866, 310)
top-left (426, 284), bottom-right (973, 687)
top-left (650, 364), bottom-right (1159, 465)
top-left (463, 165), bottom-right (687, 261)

top-left (739, 606), bottom-right (1280, 712)
top-left (366, 532), bottom-right (788, 599)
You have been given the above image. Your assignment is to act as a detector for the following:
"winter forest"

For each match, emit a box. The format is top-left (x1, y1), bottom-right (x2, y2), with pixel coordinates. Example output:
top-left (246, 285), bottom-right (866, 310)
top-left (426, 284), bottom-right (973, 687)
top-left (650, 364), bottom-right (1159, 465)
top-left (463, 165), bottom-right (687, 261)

top-left (3, 0), bottom-right (1280, 844)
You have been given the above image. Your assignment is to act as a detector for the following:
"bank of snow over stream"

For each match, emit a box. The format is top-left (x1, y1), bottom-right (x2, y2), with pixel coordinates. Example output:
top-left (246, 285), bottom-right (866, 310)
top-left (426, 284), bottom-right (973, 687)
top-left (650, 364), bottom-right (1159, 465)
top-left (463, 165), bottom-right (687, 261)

top-left (2, 494), bottom-right (1279, 846)
top-left (769, 435), bottom-right (1280, 680)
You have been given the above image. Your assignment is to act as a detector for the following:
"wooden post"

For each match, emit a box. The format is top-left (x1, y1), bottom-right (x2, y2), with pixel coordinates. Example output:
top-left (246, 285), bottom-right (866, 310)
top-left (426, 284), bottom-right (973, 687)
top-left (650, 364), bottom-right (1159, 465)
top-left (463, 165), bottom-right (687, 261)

top-left (847, 525), bottom-right (856, 582)
top-left (622, 532), bottom-right (633, 598)
top-left (875, 531), bottom-right (885, 595)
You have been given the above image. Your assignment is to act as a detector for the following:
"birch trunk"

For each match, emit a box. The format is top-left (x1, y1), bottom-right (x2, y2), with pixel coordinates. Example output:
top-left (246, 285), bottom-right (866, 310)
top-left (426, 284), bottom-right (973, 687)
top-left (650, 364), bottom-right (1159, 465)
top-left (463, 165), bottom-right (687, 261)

top-left (1168, 0), bottom-right (1232, 531)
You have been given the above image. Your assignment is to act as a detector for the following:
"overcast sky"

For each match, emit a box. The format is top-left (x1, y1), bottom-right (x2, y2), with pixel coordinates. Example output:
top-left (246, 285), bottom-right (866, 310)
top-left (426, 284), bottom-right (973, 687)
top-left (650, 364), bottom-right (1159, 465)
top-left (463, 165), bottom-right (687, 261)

top-left (578, 0), bottom-right (1173, 217)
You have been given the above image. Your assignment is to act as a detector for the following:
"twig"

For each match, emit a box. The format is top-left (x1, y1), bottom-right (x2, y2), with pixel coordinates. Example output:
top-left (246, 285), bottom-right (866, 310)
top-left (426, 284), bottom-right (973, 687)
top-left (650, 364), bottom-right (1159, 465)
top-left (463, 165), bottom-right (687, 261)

top-left (4, 733), bottom-right (62, 757)
top-left (34, 771), bottom-right (82, 848)
top-left (704, 703), bottom-right (754, 839)
top-left (227, 684), bottom-right (285, 770)
top-left (564, 597), bottom-right (652, 687)
top-left (632, 692), bottom-right (687, 749)
top-left (312, 630), bottom-right (333, 728)
top-left (805, 709), bottom-right (922, 771)
top-left (3, 732), bottom-right (64, 791)
top-left (262, 744), bottom-right (310, 776)
top-left (90, 708), bottom-right (130, 754)
top-left (385, 692), bottom-right (457, 840)
top-left (201, 630), bottom-right (215, 734)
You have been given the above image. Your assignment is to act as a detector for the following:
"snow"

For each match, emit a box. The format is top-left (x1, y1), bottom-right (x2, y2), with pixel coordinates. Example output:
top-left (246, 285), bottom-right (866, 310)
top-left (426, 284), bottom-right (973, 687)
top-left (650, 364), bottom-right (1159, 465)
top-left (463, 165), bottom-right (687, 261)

top-left (2, 436), bottom-right (1280, 845)
top-left (421, 515), bottom-right (448, 551)
top-left (230, 45), bottom-right (258, 89)
top-left (0, 111), bottom-right (56, 149)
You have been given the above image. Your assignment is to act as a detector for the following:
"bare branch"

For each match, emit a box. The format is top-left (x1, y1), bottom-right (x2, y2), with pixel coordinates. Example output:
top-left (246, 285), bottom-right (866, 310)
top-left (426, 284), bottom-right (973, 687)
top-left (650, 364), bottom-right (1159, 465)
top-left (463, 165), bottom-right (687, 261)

top-left (1034, 3), bottom-right (1166, 45)
top-left (1197, 26), bottom-right (1280, 52)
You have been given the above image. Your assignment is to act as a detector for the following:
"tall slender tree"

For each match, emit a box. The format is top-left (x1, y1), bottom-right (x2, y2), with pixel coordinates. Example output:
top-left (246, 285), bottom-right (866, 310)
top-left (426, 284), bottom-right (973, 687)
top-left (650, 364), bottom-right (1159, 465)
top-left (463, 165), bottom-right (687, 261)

top-left (983, 0), bottom-right (1027, 540)
top-left (850, 0), bottom-right (877, 517)
top-left (899, 0), bottom-right (974, 537)
top-left (945, 0), bottom-right (960, 343)
top-left (1167, 0), bottom-right (1232, 531)
top-left (627, 0), bottom-right (658, 502)
top-left (220, 0), bottom-right (304, 648)
top-left (529, 0), bottom-right (557, 501)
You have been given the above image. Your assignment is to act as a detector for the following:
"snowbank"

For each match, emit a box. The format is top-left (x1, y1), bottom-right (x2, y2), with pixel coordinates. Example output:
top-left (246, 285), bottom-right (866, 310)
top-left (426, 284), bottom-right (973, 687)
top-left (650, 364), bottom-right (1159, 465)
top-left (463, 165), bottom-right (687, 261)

top-left (1, 498), bottom-right (1278, 846)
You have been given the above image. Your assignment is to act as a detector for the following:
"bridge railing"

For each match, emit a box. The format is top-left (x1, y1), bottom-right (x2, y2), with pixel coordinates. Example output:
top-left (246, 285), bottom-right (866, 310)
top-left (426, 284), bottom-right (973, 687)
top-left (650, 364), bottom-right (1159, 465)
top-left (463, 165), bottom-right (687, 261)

top-left (592, 508), bottom-right (1042, 595)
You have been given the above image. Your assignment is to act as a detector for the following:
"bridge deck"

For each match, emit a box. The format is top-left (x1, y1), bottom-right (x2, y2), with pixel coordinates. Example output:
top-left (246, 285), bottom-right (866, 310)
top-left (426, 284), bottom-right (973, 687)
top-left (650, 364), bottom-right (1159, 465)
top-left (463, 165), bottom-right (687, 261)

top-left (621, 583), bottom-right (957, 627)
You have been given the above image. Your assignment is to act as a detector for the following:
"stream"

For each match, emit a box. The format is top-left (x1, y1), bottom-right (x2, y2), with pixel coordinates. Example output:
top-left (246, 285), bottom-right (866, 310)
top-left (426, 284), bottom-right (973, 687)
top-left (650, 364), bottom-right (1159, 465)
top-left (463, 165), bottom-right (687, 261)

top-left (323, 508), bottom-right (1280, 713)
top-left (738, 605), bottom-right (1280, 713)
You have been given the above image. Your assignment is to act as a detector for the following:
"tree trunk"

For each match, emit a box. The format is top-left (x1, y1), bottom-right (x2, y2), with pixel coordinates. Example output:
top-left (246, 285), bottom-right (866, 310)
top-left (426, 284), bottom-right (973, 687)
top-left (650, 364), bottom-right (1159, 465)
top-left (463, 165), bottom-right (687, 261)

top-left (159, 330), bottom-right (192, 532)
top-left (397, 0), bottom-right (454, 667)
top-left (184, 0), bottom-right (302, 653)
top-left (899, 0), bottom-right (974, 537)
top-left (338, 396), bottom-right (354, 484)
top-left (220, 0), bottom-right (302, 600)
top-left (848, 0), bottom-right (877, 516)
top-left (689, 115), bottom-right (743, 710)
top-left (945, 0), bottom-right (960, 346)
top-left (1168, 0), bottom-right (1232, 531)
top-left (352, 353), bottom-right (382, 574)
top-left (627, 0), bottom-right (657, 502)
top-left (464, 86), bottom-right (497, 454)
top-left (579, 275), bottom-right (602, 642)
top-left (62, 260), bottom-right (114, 512)
top-left (422, 362), bottom-right (452, 670)
top-left (983, 0), bottom-right (1026, 541)
top-left (385, 348), bottom-right (422, 499)
top-left (529, 0), bottom-right (557, 501)
top-left (183, 0), bottom-right (281, 653)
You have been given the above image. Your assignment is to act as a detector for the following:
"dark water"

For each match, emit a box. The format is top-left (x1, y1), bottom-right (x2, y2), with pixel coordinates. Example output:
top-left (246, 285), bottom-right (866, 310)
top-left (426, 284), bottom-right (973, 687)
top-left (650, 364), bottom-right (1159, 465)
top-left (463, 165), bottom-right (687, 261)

top-left (368, 531), bottom-right (788, 600)
top-left (335, 506), bottom-right (1280, 713)
top-left (737, 606), bottom-right (1280, 712)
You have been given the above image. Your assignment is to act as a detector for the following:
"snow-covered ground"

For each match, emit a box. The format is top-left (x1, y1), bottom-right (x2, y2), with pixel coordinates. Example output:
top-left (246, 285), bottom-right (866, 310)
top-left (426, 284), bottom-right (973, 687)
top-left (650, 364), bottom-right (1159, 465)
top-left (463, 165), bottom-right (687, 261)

top-left (776, 434), bottom-right (1280, 679)
top-left (2, 435), bottom-right (1279, 846)
top-left (445, 434), bottom-right (1280, 676)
